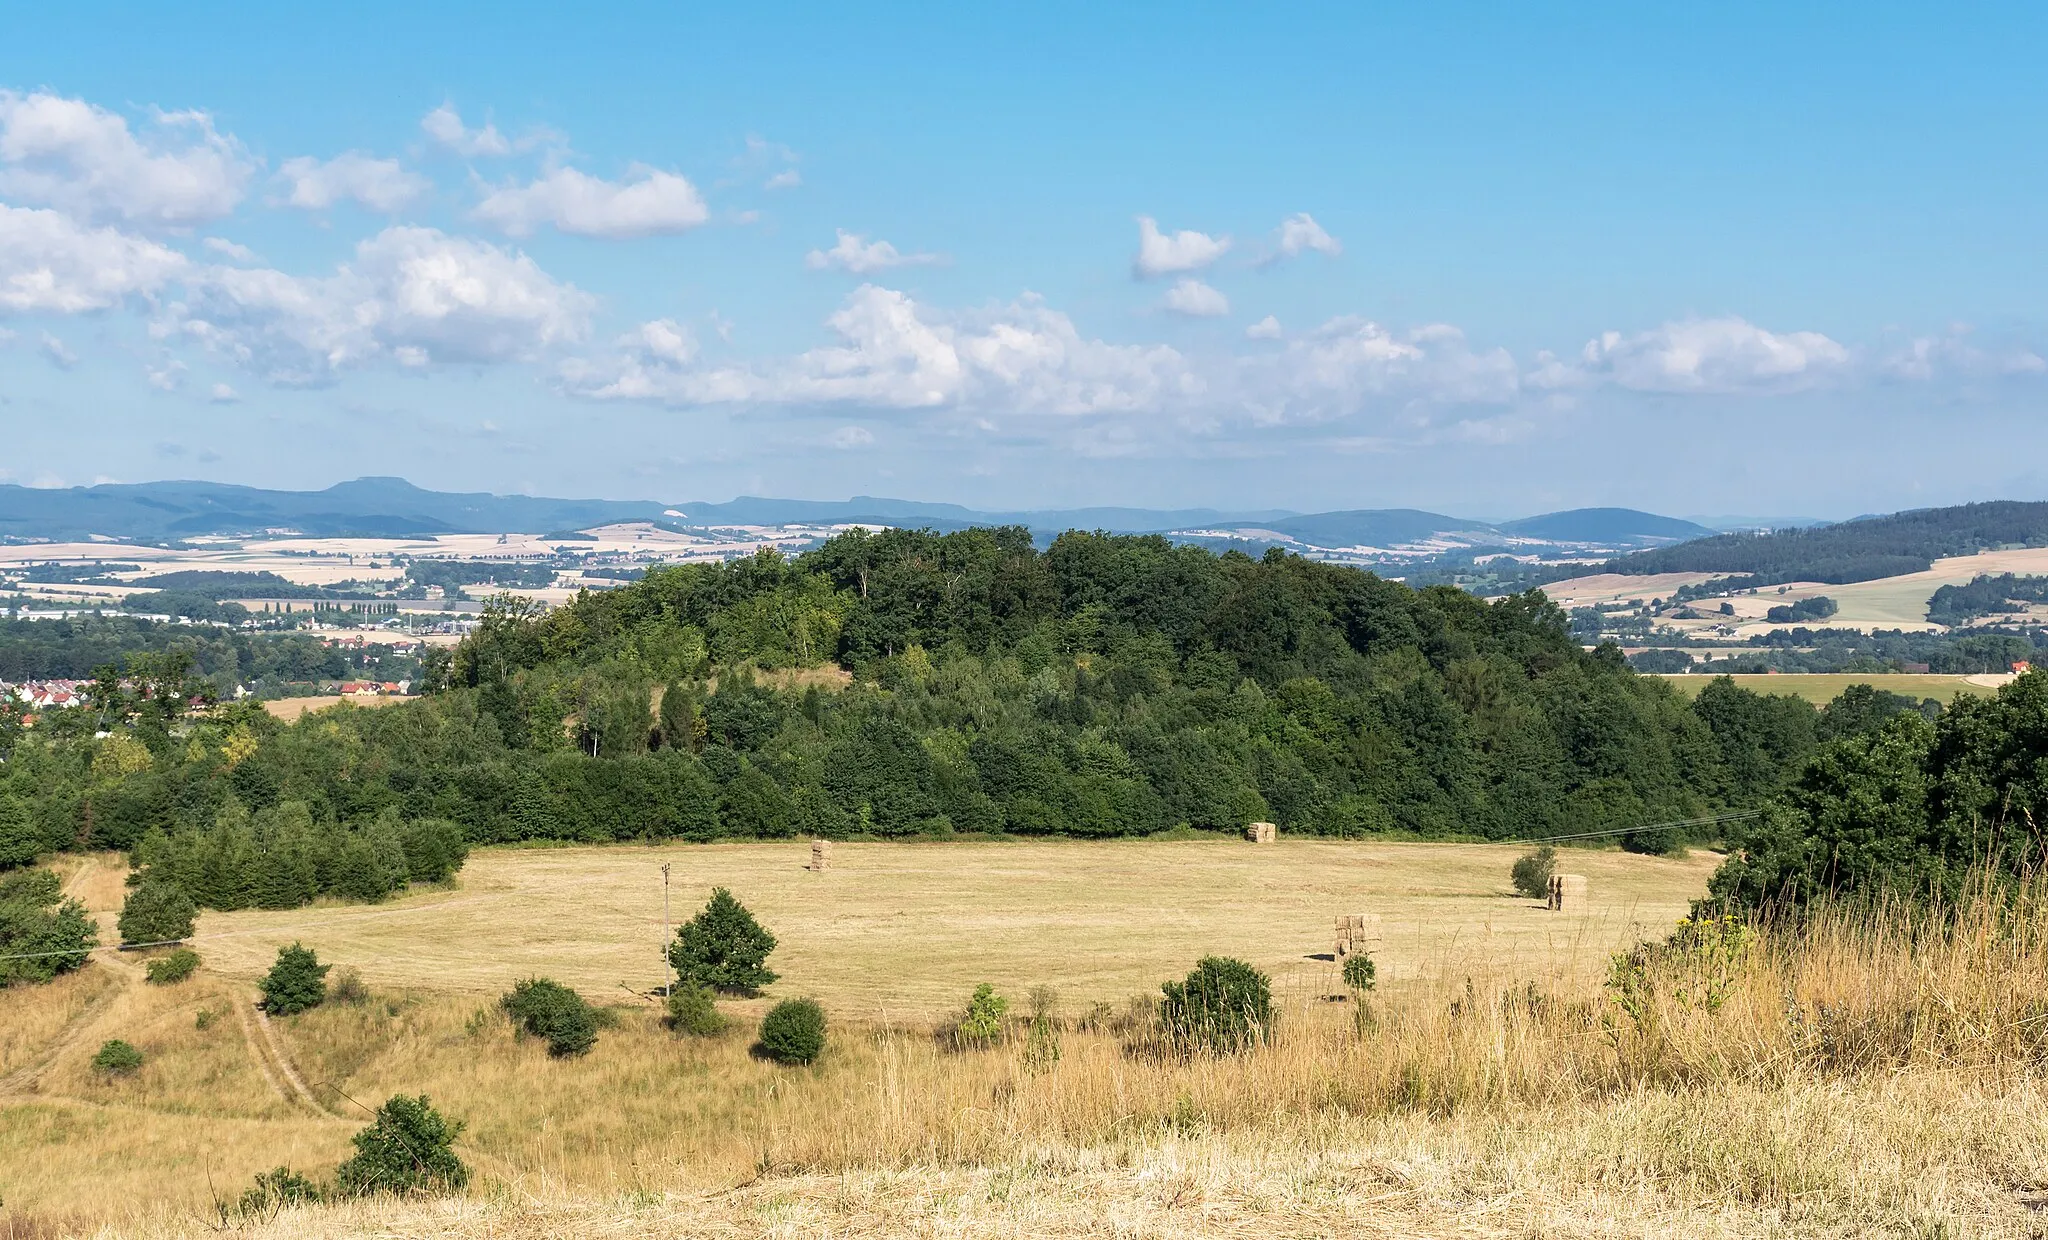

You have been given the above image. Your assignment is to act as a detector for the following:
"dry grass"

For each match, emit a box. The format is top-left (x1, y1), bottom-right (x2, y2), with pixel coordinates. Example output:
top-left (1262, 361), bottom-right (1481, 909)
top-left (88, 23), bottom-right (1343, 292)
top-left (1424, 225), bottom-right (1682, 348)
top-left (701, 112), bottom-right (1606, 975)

top-left (259, 696), bottom-right (406, 723)
top-left (191, 839), bottom-right (1716, 1017)
top-left (1654, 672), bottom-right (2001, 705)
top-left (13, 846), bottom-right (2048, 1236)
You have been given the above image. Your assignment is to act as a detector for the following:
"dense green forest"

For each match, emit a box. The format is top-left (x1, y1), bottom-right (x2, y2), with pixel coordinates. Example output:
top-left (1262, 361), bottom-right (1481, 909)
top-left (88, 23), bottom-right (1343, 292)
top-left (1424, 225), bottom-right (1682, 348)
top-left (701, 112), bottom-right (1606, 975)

top-left (0, 616), bottom-right (354, 689)
top-left (0, 529), bottom-right (1950, 930)
top-left (1608, 501), bottom-right (2048, 585)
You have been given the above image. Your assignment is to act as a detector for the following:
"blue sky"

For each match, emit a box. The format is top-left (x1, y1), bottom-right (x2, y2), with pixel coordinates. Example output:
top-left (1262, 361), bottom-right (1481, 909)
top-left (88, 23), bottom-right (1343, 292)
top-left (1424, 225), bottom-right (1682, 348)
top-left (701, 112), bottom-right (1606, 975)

top-left (1, 1), bottom-right (2044, 518)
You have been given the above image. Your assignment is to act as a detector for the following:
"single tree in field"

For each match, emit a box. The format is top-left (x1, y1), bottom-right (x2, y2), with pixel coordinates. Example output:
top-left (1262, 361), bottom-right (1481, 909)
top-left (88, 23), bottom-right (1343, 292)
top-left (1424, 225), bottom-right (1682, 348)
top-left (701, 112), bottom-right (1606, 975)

top-left (669, 887), bottom-right (778, 995)
top-left (118, 878), bottom-right (196, 945)
top-left (259, 942), bottom-right (330, 1014)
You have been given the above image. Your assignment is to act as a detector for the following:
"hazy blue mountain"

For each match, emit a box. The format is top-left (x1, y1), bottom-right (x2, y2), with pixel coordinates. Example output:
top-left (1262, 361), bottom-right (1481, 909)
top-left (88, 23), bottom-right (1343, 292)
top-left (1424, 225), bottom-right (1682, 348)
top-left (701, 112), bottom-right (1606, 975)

top-left (1260, 509), bottom-right (1494, 548)
top-left (1498, 508), bottom-right (1713, 543)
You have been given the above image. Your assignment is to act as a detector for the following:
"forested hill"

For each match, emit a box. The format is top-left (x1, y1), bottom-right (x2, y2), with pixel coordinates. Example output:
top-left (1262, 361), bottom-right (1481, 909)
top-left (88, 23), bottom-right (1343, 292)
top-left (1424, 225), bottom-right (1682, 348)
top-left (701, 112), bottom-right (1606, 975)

top-left (422, 527), bottom-right (1749, 846)
top-left (1604, 501), bottom-right (2048, 585)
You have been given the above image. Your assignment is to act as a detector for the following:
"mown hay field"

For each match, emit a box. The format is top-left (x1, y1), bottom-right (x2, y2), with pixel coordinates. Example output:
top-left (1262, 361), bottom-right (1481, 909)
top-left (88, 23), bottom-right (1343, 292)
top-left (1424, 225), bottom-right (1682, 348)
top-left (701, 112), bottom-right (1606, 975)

top-left (1655, 671), bottom-right (2000, 705)
top-left (189, 839), bottom-right (1717, 1018)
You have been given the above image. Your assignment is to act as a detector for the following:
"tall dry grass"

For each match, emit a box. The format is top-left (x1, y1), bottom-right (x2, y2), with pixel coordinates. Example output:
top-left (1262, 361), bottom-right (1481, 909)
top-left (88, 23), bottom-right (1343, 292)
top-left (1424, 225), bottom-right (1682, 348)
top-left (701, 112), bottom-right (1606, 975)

top-left (14, 874), bottom-right (2048, 1235)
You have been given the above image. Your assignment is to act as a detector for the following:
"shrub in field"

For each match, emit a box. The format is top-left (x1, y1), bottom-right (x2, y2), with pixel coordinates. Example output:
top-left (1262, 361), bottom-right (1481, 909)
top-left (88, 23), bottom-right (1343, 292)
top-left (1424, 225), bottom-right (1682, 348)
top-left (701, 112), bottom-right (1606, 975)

top-left (669, 887), bottom-right (778, 995)
top-left (145, 947), bottom-right (199, 984)
top-left (329, 966), bottom-right (370, 1005)
top-left (663, 981), bottom-right (725, 1036)
top-left (1160, 956), bottom-right (1272, 1053)
top-left (259, 943), bottom-right (329, 1015)
top-left (399, 817), bottom-right (468, 884)
top-left (956, 983), bottom-right (1008, 1046)
top-left (119, 878), bottom-right (197, 945)
top-left (1341, 951), bottom-right (1376, 993)
top-left (500, 978), bottom-right (598, 1056)
top-left (758, 998), bottom-right (826, 1064)
top-left (333, 1094), bottom-right (468, 1196)
top-left (237, 1165), bottom-right (321, 1217)
top-left (1024, 986), bottom-right (1062, 1069)
top-left (1510, 845), bottom-right (1557, 900)
top-left (92, 1039), bottom-right (143, 1074)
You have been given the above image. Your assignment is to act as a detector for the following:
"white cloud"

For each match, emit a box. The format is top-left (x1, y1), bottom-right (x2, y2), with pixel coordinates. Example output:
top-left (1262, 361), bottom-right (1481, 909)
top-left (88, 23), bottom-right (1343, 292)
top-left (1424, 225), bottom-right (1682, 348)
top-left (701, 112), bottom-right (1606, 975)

top-left (1274, 212), bottom-right (1341, 259)
top-left (764, 169), bottom-right (801, 191)
top-left (1884, 326), bottom-right (2047, 381)
top-left (37, 331), bottom-right (76, 368)
top-left (162, 225), bottom-right (594, 384)
top-left (1255, 318), bottom-right (1522, 420)
top-left (565, 284), bottom-right (1194, 415)
top-left (146, 360), bottom-right (184, 390)
top-left (472, 165), bottom-right (708, 239)
top-left (1133, 216), bottom-right (1229, 278)
top-left (804, 229), bottom-right (945, 275)
top-left (1245, 314), bottom-right (1282, 339)
top-left (0, 203), bottom-right (188, 312)
top-left (1564, 316), bottom-right (1852, 393)
top-left (625, 317), bottom-right (697, 365)
top-left (830, 425), bottom-right (874, 449)
top-left (209, 382), bottom-right (239, 402)
top-left (420, 104), bottom-right (511, 157)
top-left (274, 153), bottom-right (429, 212)
top-left (0, 91), bottom-right (252, 229)
top-left (202, 236), bottom-right (257, 262)
top-left (1160, 277), bottom-right (1229, 317)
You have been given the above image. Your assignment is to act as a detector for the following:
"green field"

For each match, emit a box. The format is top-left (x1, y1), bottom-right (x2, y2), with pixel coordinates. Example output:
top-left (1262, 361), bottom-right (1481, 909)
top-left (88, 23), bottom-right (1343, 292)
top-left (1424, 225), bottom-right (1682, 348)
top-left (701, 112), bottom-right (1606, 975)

top-left (1655, 672), bottom-right (2001, 705)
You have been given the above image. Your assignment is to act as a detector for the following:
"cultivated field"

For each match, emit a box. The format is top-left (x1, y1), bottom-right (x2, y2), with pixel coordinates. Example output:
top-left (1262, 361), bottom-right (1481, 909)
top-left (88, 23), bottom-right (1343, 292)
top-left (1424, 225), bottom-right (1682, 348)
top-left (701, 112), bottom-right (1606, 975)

top-left (191, 839), bottom-right (1715, 1017)
top-left (7, 844), bottom-right (2048, 1236)
top-left (1655, 671), bottom-right (2005, 705)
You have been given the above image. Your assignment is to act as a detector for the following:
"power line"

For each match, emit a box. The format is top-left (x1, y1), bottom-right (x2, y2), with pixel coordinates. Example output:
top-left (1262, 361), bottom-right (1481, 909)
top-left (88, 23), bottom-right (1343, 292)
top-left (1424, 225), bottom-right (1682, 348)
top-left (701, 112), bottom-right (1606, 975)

top-left (1508, 810), bottom-right (1759, 846)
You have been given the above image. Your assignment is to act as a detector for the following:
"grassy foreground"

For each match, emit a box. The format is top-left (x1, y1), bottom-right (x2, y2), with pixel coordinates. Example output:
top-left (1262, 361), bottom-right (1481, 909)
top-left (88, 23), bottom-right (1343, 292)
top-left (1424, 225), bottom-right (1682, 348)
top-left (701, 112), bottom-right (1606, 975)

top-left (10, 849), bottom-right (2048, 1235)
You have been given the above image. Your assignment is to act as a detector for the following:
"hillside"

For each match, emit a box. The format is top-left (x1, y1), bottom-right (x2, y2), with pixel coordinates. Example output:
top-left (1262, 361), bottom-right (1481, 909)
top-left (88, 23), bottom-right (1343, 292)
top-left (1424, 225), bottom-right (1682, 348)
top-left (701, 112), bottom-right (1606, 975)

top-left (1605, 500), bottom-right (2048, 585)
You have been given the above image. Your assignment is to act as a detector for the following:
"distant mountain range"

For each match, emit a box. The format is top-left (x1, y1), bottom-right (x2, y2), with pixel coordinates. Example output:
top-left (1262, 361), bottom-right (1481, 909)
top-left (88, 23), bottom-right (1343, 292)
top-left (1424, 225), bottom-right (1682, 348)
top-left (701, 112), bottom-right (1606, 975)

top-left (0, 476), bottom-right (1716, 559)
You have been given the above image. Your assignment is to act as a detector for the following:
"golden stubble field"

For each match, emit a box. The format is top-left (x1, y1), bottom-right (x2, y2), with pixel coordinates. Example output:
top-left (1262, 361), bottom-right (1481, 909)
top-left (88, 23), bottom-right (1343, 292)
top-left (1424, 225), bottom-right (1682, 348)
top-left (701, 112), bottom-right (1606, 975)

top-left (9, 844), bottom-right (2048, 1237)
top-left (189, 838), bottom-right (1716, 1018)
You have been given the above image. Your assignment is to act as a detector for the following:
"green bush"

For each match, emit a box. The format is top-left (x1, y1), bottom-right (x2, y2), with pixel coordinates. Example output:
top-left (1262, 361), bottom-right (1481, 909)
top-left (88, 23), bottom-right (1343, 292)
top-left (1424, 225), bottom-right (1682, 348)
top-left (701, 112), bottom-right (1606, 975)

top-left (1341, 951), bottom-right (1376, 992)
top-left (238, 1165), bottom-right (321, 1216)
top-left (1510, 845), bottom-right (1557, 900)
top-left (669, 887), bottom-right (778, 995)
top-left (145, 947), bottom-right (199, 985)
top-left (92, 1038), bottom-right (143, 1074)
top-left (956, 983), bottom-right (1008, 1046)
top-left (1160, 956), bottom-right (1272, 1053)
top-left (758, 998), bottom-right (826, 1064)
top-left (663, 981), bottom-right (725, 1037)
top-left (118, 878), bottom-right (197, 945)
top-left (500, 977), bottom-right (598, 1057)
top-left (333, 1094), bottom-right (468, 1196)
top-left (259, 942), bottom-right (329, 1015)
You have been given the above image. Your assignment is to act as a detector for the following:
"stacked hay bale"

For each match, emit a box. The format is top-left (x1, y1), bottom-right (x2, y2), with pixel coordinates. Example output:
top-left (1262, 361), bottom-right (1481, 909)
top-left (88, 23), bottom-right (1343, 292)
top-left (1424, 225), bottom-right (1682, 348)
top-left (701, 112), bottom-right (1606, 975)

top-left (808, 839), bottom-right (833, 871)
top-left (1333, 913), bottom-right (1381, 957)
top-left (1245, 821), bottom-right (1277, 844)
top-left (1547, 873), bottom-right (1588, 912)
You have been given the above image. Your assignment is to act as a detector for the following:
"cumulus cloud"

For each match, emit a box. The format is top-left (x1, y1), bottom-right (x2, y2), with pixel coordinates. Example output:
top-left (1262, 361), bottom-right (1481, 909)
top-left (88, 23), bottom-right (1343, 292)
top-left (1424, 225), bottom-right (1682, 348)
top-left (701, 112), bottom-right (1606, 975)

top-left (764, 169), bottom-right (801, 191)
top-left (1883, 326), bottom-right (2047, 381)
top-left (160, 225), bottom-right (594, 384)
top-left (420, 103), bottom-right (512, 157)
top-left (830, 425), bottom-right (874, 449)
top-left (37, 331), bottom-right (76, 368)
top-left (274, 153), bottom-right (429, 212)
top-left (202, 236), bottom-right (257, 262)
top-left (1245, 314), bottom-right (1282, 340)
top-left (1133, 216), bottom-right (1229, 278)
top-left (1160, 278), bottom-right (1229, 317)
top-left (804, 229), bottom-right (945, 275)
top-left (1560, 316), bottom-right (1852, 393)
top-left (564, 284), bottom-right (1195, 415)
top-left (1246, 317), bottom-right (1522, 423)
top-left (0, 91), bottom-right (252, 229)
top-left (0, 203), bottom-right (188, 312)
top-left (146, 360), bottom-right (184, 390)
top-left (471, 165), bottom-right (708, 239)
top-left (1274, 212), bottom-right (1341, 260)
top-left (209, 381), bottom-right (239, 402)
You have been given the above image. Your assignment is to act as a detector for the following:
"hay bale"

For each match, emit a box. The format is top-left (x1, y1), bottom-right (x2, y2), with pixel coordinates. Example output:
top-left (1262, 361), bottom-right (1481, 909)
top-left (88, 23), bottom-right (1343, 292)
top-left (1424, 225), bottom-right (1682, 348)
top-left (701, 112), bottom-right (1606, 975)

top-left (808, 839), bottom-right (834, 872)
top-left (1334, 912), bottom-right (1381, 956)
top-left (1245, 821), bottom-right (1277, 844)
top-left (1549, 873), bottom-right (1587, 912)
